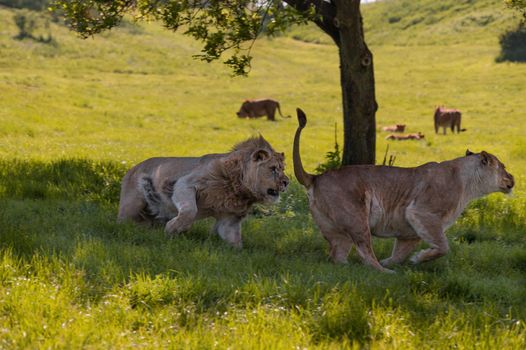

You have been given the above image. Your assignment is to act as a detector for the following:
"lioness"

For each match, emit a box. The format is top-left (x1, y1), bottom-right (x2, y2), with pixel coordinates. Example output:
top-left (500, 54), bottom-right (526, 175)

top-left (434, 106), bottom-right (466, 134)
top-left (293, 108), bottom-right (514, 273)
top-left (381, 124), bottom-right (406, 133)
top-left (118, 136), bottom-right (289, 248)
top-left (236, 99), bottom-right (291, 121)
top-left (385, 132), bottom-right (425, 140)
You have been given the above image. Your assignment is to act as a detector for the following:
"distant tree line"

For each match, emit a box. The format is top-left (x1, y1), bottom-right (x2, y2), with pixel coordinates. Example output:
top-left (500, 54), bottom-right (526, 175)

top-left (498, 0), bottom-right (526, 62)
top-left (1, 0), bottom-right (55, 43)
top-left (0, 0), bottom-right (49, 11)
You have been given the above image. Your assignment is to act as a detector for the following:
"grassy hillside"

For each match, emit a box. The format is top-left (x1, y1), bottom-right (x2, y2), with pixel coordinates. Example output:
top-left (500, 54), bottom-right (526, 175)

top-left (1, 0), bottom-right (526, 348)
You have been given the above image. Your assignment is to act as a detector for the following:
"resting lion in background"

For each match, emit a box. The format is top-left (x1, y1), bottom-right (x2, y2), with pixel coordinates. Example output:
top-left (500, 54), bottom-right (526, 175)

top-left (293, 108), bottom-right (514, 273)
top-left (118, 136), bottom-right (289, 248)
top-left (381, 124), bottom-right (406, 133)
top-left (236, 99), bottom-right (291, 121)
top-left (386, 132), bottom-right (424, 140)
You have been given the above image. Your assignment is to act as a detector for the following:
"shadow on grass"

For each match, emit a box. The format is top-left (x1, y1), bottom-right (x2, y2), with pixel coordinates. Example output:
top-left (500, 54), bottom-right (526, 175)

top-left (0, 158), bottom-right (126, 204)
top-left (0, 159), bottom-right (525, 345)
top-left (496, 22), bottom-right (526, 63)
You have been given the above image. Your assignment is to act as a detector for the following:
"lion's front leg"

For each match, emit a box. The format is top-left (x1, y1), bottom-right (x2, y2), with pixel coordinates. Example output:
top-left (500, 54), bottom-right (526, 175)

top-left (405, 208), bottom-right (449, 264)
top-left (165, 185), bottom-right (198, 238)
top-left (213, 216), bottom-right (243, 248)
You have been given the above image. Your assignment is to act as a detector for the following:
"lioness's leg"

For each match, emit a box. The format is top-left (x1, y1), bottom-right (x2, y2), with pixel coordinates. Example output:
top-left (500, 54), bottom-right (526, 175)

top-left (164, 186), bottom-right (198, 237)
top-left (380, 238), bottom-right (421, 267)
top-left (118, 190), bottom-right (149, 223)
top-left (213, 216), bottom-right (243, 248)
top-left (405, 210), bottom-right (449, 264)
top-left (351, 228), bottom-right (394, 273)
top-left (267, 107), bottom-right (276, 121)
top-left (328, 235), bottom-right (353, 264)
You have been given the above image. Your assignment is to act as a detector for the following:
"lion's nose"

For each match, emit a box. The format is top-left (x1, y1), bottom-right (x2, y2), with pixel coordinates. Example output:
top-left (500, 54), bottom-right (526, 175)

top-left (507, 174), bottom-right (515, 189)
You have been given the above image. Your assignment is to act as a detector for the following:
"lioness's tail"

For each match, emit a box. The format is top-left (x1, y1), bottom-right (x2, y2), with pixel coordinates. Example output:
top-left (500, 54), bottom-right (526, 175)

top-left (293, 108), bottom-right (314, 188)
top-left (276, 102), bottom-right (291, 118)
top-left (138, 176), bottom-right (162, 217)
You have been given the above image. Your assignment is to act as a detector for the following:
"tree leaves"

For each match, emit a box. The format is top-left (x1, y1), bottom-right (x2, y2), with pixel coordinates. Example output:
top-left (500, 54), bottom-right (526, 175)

top-left (52, 0), bottom-right (313, 75)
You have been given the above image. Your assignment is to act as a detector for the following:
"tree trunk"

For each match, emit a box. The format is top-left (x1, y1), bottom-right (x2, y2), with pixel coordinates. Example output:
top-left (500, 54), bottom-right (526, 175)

top-left (285, 0), bottom-right (377, 165)
top-left (334, 0), bottom-right (377, 165)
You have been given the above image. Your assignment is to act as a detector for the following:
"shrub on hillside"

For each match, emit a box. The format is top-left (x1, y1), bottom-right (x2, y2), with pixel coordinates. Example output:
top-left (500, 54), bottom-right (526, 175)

top-left (496, 21), bottom-right (526, 62)
top-left (0, 0), bottom-right (48, 11)
top-left (13, 9), bottom-right (53, 43)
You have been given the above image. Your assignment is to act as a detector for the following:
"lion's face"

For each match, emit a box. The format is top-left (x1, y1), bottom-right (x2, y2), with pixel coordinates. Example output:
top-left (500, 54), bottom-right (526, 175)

top-left (244, 149), bottom-right (289, 203)
top-left (236, 104), bottom-right (249, 118)
top-left (468, 150), bottom-right (514, 194)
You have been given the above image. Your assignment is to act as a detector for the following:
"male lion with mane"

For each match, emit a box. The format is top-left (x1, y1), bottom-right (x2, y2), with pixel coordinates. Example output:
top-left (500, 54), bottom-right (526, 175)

top-left (293, 108), bottom-right (514, 273)
top-left (118, 136), bottom-right (289, 248)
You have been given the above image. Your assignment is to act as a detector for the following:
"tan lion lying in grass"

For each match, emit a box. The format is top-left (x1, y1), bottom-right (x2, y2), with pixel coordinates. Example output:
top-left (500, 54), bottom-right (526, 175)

top-left (118, 136), bottom-right (289, 248)
top-left (293, 108), bottom-right (514, 273)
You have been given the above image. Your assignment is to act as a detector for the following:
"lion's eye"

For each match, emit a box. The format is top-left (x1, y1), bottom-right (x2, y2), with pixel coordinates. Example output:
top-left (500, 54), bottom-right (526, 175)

top-left (270, 166), bottom-right (278, 174)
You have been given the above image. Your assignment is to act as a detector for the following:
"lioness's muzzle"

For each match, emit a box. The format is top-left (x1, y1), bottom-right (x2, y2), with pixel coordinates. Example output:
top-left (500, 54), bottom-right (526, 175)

top-left (506, 174), bottom-right (515, 190)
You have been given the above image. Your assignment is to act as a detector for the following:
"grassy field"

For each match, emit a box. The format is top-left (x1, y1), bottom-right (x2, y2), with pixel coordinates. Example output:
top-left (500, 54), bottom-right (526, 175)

top-left (1, 0), bottom-right (526, 348)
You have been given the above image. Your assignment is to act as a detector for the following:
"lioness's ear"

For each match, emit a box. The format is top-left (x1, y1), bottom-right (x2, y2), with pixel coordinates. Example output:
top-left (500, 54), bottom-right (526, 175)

top-left (466, 149), bottom-right (474, 156)
top-left (252, 149), bottom-right (270, 162)
top-left (480, 151), bottom-right (490, 165)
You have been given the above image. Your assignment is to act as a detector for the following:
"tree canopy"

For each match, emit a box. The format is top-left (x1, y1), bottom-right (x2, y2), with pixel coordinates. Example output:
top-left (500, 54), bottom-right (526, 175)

top-left (55, 0), bottom-right (378, 166)
top-left (506, 0), bottom-right (526, 18)
top-left (53, 0), bottom-right (316, 75)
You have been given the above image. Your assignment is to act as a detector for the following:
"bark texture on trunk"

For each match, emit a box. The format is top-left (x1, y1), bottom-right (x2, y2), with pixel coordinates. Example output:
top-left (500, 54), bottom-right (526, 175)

top-left (335, 0), bottom-right (377, 165)
top-left (285, 0), bottom-right (378, 165)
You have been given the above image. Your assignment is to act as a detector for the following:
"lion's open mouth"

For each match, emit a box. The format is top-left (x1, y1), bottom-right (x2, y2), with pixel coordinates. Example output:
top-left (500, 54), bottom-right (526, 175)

top-left (267, 188), bottom-right (279, 197)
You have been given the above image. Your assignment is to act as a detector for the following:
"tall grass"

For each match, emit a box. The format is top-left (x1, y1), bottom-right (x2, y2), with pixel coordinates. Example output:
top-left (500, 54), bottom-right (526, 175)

top-left (0, 0), bottom-right (525, 348)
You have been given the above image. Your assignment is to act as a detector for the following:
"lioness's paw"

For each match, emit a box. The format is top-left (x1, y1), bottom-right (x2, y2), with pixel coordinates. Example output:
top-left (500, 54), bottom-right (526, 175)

top-left (409, 255), bottom-right (420, 265)
top-left (380, 258), bottom-right (394, 267)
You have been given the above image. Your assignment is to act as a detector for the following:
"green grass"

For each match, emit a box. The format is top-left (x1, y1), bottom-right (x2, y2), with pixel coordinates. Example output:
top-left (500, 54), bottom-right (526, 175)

top-left (1, 0), bottom-right (526, 348)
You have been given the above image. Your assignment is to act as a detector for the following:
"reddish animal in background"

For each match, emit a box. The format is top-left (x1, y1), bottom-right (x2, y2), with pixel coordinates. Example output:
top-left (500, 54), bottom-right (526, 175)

top-left (434, 106), bottom-right (465, 134)
top-left (382, 124), bottom-right (406, 133)
top-left (236, 99), bottom-right (290, 121)
top-left (386, 132), bottom-right (425, 140)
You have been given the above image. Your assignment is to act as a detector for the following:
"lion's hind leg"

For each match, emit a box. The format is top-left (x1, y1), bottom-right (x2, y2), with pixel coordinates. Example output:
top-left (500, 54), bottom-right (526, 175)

top-left (333, 206), bottom-right (393, 273)
top-left (351, 227), bottom-right (394, 273)
top-left (327, 234), bottom-right (353, 264)
top-left (118, 179), bottom-right (149, 224)
top-left (380, 238), bottom-right (421, 267)
top-left (118, 195), bottom-right (148, 224)
top-left (266, 107), bottom-right (276, 121)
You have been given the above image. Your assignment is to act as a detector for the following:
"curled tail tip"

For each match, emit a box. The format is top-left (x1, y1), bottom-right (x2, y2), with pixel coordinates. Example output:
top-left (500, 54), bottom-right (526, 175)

top-left (296, 108), bottom-right (307, 128)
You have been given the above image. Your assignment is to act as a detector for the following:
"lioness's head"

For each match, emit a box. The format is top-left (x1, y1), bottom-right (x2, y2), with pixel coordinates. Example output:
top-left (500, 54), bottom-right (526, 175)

top-left (236, 101), bottom-right (249, 118)
top-left (466, 150), bottom-right (514, 194)
top-left (231, 136), bottom-right (289, 203)
top-left (236, 109), bottom-right (247, 118)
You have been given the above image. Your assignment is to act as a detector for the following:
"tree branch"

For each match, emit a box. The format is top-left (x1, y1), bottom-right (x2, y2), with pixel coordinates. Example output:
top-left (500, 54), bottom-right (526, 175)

top-left (283, 0), bottom-right (340, 45)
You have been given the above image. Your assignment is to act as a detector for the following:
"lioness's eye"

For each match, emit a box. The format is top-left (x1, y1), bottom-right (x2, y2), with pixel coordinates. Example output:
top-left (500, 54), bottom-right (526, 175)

top-left (270, 166), bottom-right (277, 174)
